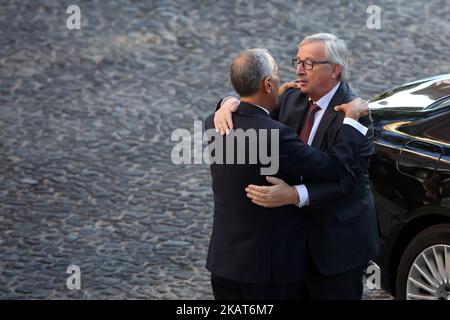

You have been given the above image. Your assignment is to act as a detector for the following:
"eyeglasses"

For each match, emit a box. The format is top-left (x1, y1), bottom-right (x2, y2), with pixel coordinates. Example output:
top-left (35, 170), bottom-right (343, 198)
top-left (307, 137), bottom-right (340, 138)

top-left (291, 58), bottom-right (333, 71)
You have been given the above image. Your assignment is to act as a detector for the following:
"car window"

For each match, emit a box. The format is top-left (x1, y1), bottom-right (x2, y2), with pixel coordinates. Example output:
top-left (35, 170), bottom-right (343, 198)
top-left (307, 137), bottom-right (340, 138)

top-left (421, 111), bottom-right (450, 143)
top-left (425, 98), bottom-right (450, 112)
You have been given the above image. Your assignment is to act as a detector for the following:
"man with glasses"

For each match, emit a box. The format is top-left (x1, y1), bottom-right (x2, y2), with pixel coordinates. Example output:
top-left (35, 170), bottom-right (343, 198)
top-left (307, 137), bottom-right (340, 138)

top-left (214, 33), bottom-right (379, 299)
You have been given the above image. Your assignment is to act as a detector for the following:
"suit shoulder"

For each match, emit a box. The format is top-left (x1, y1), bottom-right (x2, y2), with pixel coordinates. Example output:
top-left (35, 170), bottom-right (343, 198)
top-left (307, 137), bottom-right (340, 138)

top-left (282, 87), bottom-right (299, 96)
top-left (205, 113), bottom-right (215, 130)
top-left (236, 112), bottom-right (294, 133)
top-left (343, 88), bottom-right (357, 102)
top-left (266, 117), bottom-right (298, 137)
top-left (281, 87), bottom-right (304, 100)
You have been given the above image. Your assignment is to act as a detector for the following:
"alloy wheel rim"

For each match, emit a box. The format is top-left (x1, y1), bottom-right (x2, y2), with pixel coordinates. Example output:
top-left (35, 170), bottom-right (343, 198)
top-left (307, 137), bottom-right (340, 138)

top-left (406, 244), bottom-right (450, 300)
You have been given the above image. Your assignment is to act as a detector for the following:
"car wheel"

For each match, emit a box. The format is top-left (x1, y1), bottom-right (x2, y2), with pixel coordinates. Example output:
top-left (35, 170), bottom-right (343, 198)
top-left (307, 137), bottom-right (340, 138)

top-left (396, 224), bottom-right (450, 300)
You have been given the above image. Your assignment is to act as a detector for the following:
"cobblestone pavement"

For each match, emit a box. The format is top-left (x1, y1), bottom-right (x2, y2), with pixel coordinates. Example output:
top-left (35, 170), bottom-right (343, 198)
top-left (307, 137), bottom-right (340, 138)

top-left (0, 0), bottom-right (449, 300)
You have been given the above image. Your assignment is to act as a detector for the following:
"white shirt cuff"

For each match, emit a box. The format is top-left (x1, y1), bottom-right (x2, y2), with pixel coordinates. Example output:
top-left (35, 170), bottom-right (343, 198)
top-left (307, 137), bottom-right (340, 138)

top-left (294, 184), bottom-right (310, 208)
top-left (343, 117), bottom-right (368, 136)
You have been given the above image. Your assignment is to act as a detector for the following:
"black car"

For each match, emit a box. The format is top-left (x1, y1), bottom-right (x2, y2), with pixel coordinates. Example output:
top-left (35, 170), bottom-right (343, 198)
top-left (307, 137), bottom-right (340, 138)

top-left (369, 74), bottom-right (450, 300)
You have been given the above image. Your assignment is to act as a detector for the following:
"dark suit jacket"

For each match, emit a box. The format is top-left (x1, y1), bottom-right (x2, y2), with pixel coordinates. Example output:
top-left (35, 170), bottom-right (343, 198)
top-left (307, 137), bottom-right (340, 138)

top-left (272, 82), bottom-right (380, 275)
top-left (205, 101), bottom-right (365, 284)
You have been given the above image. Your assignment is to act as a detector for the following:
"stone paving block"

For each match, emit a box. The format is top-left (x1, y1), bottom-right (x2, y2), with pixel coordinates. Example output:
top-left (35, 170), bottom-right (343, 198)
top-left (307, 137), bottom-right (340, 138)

top-left (1, 0), bottom-right (449, 300)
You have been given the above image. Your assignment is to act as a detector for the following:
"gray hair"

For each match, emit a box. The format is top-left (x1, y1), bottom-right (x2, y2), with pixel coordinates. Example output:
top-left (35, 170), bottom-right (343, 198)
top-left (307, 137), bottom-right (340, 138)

top-left (229, 48), bottom-right (278, 97)
top-left (300, 33), bottom-right (349, 81)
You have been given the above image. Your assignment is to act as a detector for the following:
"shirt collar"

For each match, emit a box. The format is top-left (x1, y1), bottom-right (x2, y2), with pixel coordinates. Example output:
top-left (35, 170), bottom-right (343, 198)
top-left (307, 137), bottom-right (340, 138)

top-left (310, 82), bottom-right (341, 110)
top-left (253, 104), bottom-right (270, 115)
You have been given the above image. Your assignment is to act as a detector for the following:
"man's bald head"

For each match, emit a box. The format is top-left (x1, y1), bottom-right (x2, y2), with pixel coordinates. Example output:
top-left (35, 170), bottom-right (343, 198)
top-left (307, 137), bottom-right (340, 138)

top-left (229, 48), bottom-right (278, 97)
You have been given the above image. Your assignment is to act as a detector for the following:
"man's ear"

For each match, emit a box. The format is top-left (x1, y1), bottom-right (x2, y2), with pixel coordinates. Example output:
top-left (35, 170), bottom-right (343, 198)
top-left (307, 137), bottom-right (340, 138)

top-left (331, 64), bottom-right (341, 80)
top-left (264, 77), bottom-right (272, 93)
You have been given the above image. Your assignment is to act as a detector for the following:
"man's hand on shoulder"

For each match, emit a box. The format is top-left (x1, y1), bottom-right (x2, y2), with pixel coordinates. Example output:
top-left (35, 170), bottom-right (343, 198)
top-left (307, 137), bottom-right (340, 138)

top-left (334, 98), bottom-right (370, 121)
top-left (278, 80), bottom-right (300, 96)
top-left (214, 96), bottom-right (239, 135)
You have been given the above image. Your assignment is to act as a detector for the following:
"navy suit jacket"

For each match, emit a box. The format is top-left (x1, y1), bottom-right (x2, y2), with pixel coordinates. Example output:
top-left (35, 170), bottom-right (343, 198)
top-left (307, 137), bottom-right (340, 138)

top-left (272, 82), bottom-right (380, 275)
top-left (205, 101), bottom-right (365, 284)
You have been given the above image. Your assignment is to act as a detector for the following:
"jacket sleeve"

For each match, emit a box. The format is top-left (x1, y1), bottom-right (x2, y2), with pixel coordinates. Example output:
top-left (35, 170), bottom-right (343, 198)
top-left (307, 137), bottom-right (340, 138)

top-left (215, 99), bottom-right (224, 112)
top-left (304, 118), bottom-right (375, 206)
top-left (277, 123), bottom-right (366, 195)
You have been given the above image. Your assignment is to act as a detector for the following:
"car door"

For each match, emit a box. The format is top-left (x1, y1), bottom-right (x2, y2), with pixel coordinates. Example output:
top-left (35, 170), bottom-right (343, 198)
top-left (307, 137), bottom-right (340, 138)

top-left (435, 148), bottom-right (450, 209)
top-left (397, 108), bottom-right (449, 209)
top-left (421, 109), bottom-right (450, 209)
top-left (397, 139), bottom-right (443, 208)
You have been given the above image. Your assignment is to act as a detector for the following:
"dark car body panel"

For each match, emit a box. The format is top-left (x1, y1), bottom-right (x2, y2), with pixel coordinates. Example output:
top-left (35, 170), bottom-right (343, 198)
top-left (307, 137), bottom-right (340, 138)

top-left (368, 74), bottom-right (450, 295)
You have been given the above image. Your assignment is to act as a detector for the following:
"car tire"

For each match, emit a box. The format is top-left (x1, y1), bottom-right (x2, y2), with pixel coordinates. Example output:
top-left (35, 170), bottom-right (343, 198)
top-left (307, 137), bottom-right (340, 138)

top-left (396, 223), bottom-right (450, 300)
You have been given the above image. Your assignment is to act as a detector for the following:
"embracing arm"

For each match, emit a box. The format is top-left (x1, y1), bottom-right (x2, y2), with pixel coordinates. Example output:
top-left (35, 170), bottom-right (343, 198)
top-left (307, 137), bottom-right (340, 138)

top-left (278, 121), bottom-right (365, 193)
top-left (246, 117), bottom-right (373, 208)
top-left (305, 118), bottom-right (374, 207)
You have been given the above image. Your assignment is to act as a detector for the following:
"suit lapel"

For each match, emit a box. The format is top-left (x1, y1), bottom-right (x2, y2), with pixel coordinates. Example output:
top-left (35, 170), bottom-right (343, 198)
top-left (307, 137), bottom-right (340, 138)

top-left (311, 82), bottom-right (347, 148)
